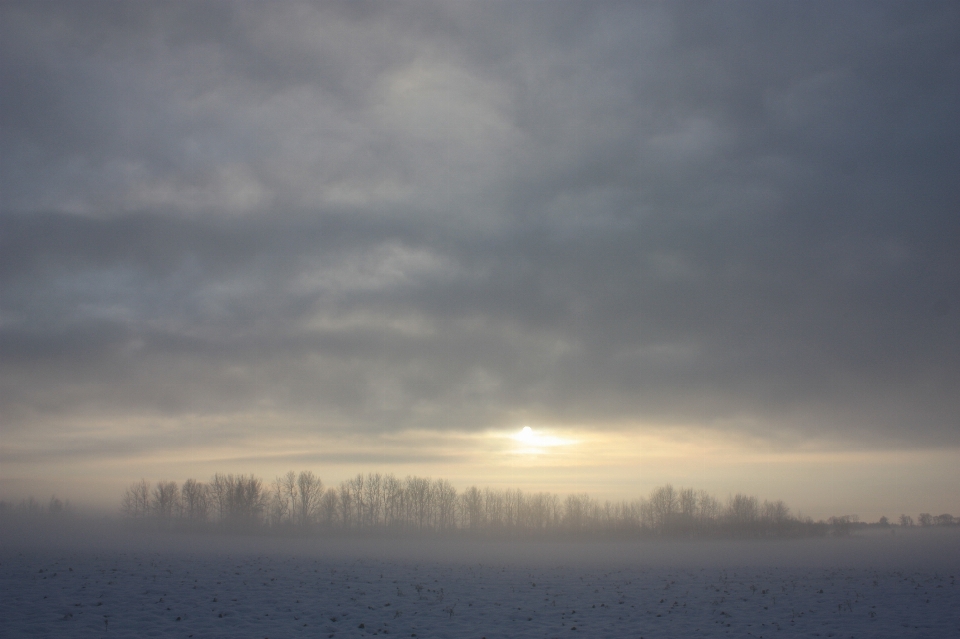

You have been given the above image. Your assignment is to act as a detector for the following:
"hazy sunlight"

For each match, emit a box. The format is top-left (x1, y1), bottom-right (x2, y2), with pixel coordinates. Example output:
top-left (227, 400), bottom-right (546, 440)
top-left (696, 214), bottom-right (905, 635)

top-left (509, 426), bottom-right (577, 455)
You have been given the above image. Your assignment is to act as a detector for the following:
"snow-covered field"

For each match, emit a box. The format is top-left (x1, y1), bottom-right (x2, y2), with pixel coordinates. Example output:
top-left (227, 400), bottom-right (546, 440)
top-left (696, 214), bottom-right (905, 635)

top-left (2, 525), bottom-right (958, 638)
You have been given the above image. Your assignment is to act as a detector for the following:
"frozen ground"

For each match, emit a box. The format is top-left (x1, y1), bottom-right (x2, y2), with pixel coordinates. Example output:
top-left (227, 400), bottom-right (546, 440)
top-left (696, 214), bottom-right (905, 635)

top-left (2, 525), bottom-right (958, 638)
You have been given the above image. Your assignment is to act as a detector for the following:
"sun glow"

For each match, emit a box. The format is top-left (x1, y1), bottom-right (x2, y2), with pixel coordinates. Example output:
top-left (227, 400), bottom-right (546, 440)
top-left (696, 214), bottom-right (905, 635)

top-left (510, 426), bottom-right (576, 455)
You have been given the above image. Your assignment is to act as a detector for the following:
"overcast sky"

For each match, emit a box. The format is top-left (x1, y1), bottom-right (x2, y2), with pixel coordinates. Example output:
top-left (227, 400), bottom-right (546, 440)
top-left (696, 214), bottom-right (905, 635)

top-left (2, 1), bottom-right (958, 515)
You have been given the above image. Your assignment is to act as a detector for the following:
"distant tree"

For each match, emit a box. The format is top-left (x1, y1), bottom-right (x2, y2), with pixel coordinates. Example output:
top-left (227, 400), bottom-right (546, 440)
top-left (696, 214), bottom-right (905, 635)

top-left (337, 481), bottom-right (353, 529)
top-left (294, 471), bottom-right (324, 529)
top-left (485, 488), bottom-right (506, 531)
top-left (319, 487), bottom-right (338, 528)
top-left (18, 497), bottom-right (43, 514)
top-left (210, 473), bottom-right (230, 522)
top-left (828, 515), bottom-right (858, 536)
top-left (15, 497), bottom-right (42, 515)
top-left (935, 514), bottom-right (955, 526)
top-left (918, 513), bottom-right (933, 527)
top-left (678, 488), bottom-right (697, 523)
top-left (121, 479), bottom-right (151, 518)
top-left (406, 476), bottom-right (433, 531)
top-left (501, 488), bottom-right (525, 532)
top-left (596, 500), bottom-right (612, 533)
top-left (726, 493), bottom-right (759, 534)
top-left (48, 496), bottom-right (65, 514)
top-left (563, 493), bottom-right (588, 533)
top-left (613, 498), bottom-right (642, 535)
top-left (282, 471), bottom-right (298, 519)
top-left (349, 474), bottom-right (366, 528)
top-left (899, 514), bottom-right (914, 527)
top-left (234, 474), bottom-right (266, 526)
top-left (270, 472), bottom-right (295, 526)
top-left (435, 479), bottom-right (458, 532)
top-left (461, 486), bottom-right (484, 532)
top-left (695, 490), bottom-right (721, 533)
top-left (648, 485), bottom-right (677, 534)
top-left (383, 474), bottom-right (404, 530)
top-left (526, 492), bottom-right (555, 533)
top-left (181, 479), bottom-right (209, 521)
top-left (878, 515), bottom-right (889, 527)
top-left (762, 499), bottom-right (791, 535)
top-left (152, 481), bottom-right (180, 519)
top-left (209, 473), bottom-right (265, 528)
top-left (362, 473), bottom-right (383, 528)
top-left (109, 469), bottom-right (869, 541)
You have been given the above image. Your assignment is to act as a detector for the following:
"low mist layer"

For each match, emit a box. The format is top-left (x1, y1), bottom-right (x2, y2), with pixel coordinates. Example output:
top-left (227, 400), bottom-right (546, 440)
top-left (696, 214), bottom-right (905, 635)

top-left (5, 470), bottom-right (956, 545)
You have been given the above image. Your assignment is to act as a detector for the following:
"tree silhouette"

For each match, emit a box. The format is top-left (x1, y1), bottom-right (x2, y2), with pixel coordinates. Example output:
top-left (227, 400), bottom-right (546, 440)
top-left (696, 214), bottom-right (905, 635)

top-left (726, 493), bottom-right (759, 534)
top-left (181, 478), bottom-right (209, 521)
top-left (647, 484), bottom-right (677, 533)
top-left (121, 479), bottom-right (150, 518)
top-left (120, 470), bottom-right (942, 540)
top-left (294, 471), bottom-right (323, 529)
top-left (152, 481), bottom-right (180, 520)
top-left (406, 476), bottom-right (433, 531)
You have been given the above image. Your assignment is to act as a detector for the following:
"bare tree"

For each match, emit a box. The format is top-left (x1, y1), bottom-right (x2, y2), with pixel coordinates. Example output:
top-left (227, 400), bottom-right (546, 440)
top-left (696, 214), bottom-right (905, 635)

top-left (673, 487), bottom-right (697, 534)
top-left (899, 514), bottom-right (914, 527)
top-left (461, 486), bottom-right (484, 532)
top-left (648, 485), bottom-right (677, 533)
top-left (610, 499), bottom-right (641, 535)
top-left (115, 469), bottom-right (833, 539)
top-left (678, 488), bottom-right (697, 517)
top-left (234, 474), bottom-right (266, 526)
top-left (695, 490), bottom-right (720, 533)
top-left (349, 474), bottom-right (365, 529)
top-left (337, 481), bottom-right (353, 529)
top-left (383, 474), bottom-right (404, 530)
top-left (598, 500), bottom-right (614, 534)
top-left (181, 479), bottom-right (209, 521)
top-left (294, 471), bottom-right (323, 529)
top-left (48, 496), bottom-right (66, 514)
top-left (503, 488), bottom-right (525, 533)
top-left (434, 479), bottom-right (458, 532)
top-left (828, 515), bottom-right (856, 536)
top-left (210, 473), bottom-right (229, 522)
top-left (152, 481), bottom-right (180, 520)
top-left (563, 493), bottom-right (589, 533)
top-left (362, 473), bottom-right (384, 528)
top-left (319, 487), bottom-right (338, 528)
top-left (485, 488), bottom-right (505, 532)
top-left (726, 493), bottom-right (759, 534)
top-left (270, 472), bottom-right (295, 527)
top-left (406, 476), bottom-right (433, 531)
top-left (121, 479), bottom-right (150, 518)
top-left (527, 492), bottom-right (555, 533)
top-left (761, 499), bottom-right (790, 534)
top-left (208, 473), bottom-right (265, 528)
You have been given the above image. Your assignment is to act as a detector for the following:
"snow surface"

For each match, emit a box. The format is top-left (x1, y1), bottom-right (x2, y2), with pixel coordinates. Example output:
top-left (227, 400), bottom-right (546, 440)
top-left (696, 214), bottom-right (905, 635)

top-left (2, 525), bottom-right (958, 638)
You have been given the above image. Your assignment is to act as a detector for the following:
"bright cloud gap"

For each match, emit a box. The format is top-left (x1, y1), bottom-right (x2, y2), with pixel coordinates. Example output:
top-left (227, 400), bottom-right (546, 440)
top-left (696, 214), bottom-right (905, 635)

top-left (508, 426), bottom-right (578, 455)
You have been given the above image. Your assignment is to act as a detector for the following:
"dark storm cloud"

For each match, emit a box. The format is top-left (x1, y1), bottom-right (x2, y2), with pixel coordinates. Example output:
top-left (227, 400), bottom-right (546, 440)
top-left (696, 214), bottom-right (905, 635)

top-left (1, 1), bottom-right (958, 453)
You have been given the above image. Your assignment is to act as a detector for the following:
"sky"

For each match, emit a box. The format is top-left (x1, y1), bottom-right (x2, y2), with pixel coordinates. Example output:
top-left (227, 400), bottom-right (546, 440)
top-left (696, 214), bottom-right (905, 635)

top-left (1, 1), bottom-right (958, 519)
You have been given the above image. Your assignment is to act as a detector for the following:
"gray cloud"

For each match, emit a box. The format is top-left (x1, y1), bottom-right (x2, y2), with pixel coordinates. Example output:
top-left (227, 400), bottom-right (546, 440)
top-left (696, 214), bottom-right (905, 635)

top-left (1, 1), bottom-right (958, 457)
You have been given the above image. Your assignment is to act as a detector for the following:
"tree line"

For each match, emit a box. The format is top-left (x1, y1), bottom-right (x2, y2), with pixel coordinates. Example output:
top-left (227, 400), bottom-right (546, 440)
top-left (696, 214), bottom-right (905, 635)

top-left (0, 496), bottom-right (70, 516)
top-left (118, 471), bottom-right (958, 538)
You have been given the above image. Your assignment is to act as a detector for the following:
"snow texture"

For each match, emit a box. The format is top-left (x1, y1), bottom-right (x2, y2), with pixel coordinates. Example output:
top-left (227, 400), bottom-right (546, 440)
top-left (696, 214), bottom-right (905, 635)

top-left (2, 529), bottom-right (958, 638)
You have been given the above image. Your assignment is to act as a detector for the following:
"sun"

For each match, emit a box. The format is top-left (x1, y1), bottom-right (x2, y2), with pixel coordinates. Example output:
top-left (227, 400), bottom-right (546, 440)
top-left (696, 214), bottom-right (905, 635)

top-left (509, 425), bottom-right (575, 455)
